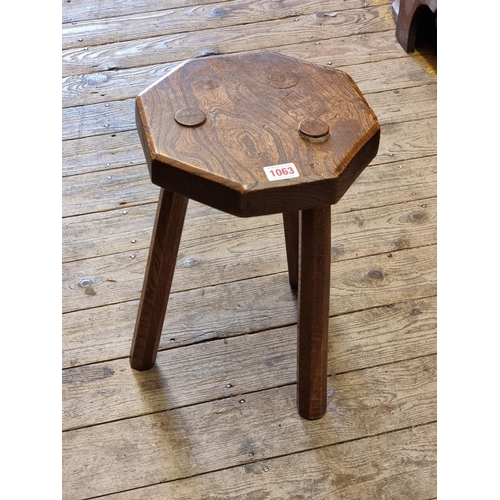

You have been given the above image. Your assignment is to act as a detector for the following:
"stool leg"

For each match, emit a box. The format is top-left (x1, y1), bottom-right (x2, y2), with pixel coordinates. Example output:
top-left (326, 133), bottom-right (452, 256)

top-left (130, 188), bottom-right (188, 371)
top-left (282, 211), bottom-right (299, 289)
top-left (297, 206), bottom-right (331, 419)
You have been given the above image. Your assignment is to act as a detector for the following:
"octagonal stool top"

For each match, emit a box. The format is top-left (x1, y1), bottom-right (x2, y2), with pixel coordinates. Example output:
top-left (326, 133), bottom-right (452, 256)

top-left (135, 52), bottom-right (380, 217)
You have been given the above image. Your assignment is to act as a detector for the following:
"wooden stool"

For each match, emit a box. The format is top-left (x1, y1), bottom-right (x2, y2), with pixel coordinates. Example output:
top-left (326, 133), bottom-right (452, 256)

top-left (130, 52), bottom-right (380, 420)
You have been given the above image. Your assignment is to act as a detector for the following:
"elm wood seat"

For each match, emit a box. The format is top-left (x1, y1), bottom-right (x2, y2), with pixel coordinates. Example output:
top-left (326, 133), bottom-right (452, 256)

top-left (130, 52), bottom-right (380, 420)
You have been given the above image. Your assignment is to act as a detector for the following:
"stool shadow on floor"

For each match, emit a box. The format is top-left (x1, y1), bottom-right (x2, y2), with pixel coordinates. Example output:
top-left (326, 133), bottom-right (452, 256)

top-left (131, 364), bottom-right (200, 480)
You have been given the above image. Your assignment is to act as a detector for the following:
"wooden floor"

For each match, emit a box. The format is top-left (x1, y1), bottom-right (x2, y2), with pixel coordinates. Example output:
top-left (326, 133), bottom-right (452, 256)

top-left (62, 0), bottom-right (437, 498)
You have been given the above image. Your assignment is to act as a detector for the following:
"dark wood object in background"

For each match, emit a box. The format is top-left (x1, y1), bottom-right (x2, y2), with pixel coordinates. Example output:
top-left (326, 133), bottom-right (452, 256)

top-left (393, 0), bottom-right (437, 53)
top-left (130, 52), bottom-right (380, 420)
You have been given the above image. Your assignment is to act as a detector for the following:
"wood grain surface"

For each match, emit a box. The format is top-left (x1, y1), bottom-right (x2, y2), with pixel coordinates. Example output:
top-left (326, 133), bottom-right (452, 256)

top-left (63, 0), bottom-right (392, 48)
top-left (297, 206), bottom-right (331, 418)
top-left (62, 5), bottom-right (392, 77)
top-left (63, 245), bottom-right (436, 430)
top-left (62, 31), bottom-right (433, 109)
top-left (63, 356), bottom-right (436, 499)
top-left (81, 423), bottom-right (436, 500)
top-left (137, 52), bottom-right (380, 215)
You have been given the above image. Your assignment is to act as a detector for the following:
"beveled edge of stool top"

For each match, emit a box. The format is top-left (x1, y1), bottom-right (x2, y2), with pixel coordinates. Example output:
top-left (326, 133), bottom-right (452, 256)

top-left (136, 52), bottom-right (380, 217)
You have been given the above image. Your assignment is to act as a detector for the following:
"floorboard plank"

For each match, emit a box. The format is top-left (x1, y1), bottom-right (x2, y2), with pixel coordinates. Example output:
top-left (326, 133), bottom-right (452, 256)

top-left (63, 199), bottom-right (436, 367)
top-left (61, 119), bottom-right (436, 219)
top-left (62, 99), bottom-right (136, 141)
top-left (62, 266), bottom-right (436, 364)
top-left (62, 81), bottom-right (435, 141)
top-left (62, 355), bottom-right (436, 498)
top-left (62, 30), bottom-right (429, 108)
top-left (62, 0), bottom-right (392, 49)
top-left (63, 0), bottom-right (243, 23)
top-left (62, 153), bottom-right (435, 267)
top-left (62, 240), bottom-right (436, 315)
top-left (62, 184), bottom-right (435, 264)
top-left (61, 5), bottom-right (394, 77)
top-left (62, 130), bottom-right (143, 176)
top-left (63, 297), bottom-right (436, 429)
top-left (62, 83), bottom-right (435, 174)
top-left (96, 423), bottom-right (437, 500)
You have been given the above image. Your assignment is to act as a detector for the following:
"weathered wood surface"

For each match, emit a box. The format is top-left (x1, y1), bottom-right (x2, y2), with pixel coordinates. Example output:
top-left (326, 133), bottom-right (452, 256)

top-left (62, 195), bottom-right (436, 366)
top-left (64, 278), bottom-right (436, 428)
top-left (62, 84), bottom-right (436, 174)
top-left (86, 423), bottom-right (437, 500)
top-left (63, 279), bottom-right (436, 369)
top-left (63, 0), bottom-right (392, 49)
top-left (62, 5), bottom-right (392, 77)
top-left (63, 0), bottom-right (252, 23)
top-left (62, 118), bottom-right (436, 218)
top-left (62, 154), bottom-right (436, 265)
top-left (62, 81), bottom-right (435, 143)
top-left (62, 191), bottom-right (436, 265)
top-left (62, 0), bottom-right (437, 496)
top-left (63, 245), bottom-right (436, 429)
top-left (62, 31), bottom-right (433, 108)
top-left (62, 198), bottom-right (436, 313)
top-left (63, 355), bottom-right (436, 498)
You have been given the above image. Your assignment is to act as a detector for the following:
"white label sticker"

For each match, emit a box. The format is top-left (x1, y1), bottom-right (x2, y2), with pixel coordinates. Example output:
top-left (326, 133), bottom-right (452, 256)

top-left (263, 163), bottom-right (299, 181)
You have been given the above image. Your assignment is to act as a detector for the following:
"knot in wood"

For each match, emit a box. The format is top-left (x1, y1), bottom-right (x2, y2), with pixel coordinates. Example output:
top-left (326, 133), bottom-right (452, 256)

top-left (366, 269), bottom-right (384, 280)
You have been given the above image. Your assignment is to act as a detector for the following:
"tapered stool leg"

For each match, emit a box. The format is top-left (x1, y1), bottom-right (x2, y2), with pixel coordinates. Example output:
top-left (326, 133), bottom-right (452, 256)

top-left (282, 211), bottom-right (299, 289)
top-left (297, 206), bottom-right (331, 419)
top-left (130, 188), bottom-right (188, 371)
